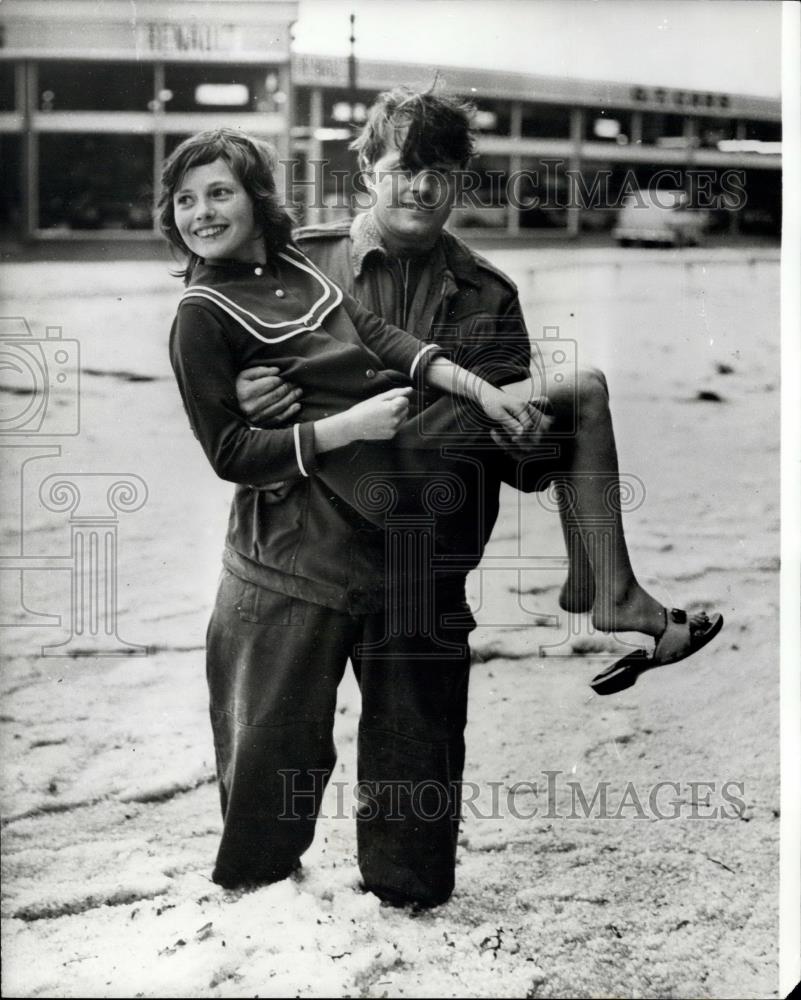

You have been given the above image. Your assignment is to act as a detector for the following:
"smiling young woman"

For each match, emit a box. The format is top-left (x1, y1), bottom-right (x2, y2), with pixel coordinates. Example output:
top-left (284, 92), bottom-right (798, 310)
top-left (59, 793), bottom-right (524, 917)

top-left (172, 159), bottom-right (267, 265)
top-left (158, 126), bottom-right (536, 893)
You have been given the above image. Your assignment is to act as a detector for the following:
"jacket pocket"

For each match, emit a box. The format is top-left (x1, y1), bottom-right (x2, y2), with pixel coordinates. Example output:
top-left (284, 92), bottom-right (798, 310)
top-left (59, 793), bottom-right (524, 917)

top-left (234, 577), bottom-right (306, 626)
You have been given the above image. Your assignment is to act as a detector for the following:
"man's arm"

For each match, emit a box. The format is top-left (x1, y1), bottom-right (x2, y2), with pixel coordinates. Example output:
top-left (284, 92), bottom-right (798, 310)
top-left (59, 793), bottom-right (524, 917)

top-left (340, 292), bottom-right (442, 379)
top-left (411, 290), bottom-right (551, 449)
top-left (233, 270), bottom-right (541, 444)
top-left (448, 293), bottom-right (532, 389)
top-left (459, 292), bottom-right (557, 457)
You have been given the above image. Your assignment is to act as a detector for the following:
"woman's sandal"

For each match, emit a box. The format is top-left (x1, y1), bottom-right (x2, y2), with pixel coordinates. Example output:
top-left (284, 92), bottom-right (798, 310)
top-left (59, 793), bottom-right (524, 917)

top-left (590, 608), bottom-right (724, 696)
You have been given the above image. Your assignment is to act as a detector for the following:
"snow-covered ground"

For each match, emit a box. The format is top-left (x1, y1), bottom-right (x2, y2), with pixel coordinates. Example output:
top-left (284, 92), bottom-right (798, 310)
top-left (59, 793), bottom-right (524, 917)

top-left (0, 248), bottom-right (780, 998)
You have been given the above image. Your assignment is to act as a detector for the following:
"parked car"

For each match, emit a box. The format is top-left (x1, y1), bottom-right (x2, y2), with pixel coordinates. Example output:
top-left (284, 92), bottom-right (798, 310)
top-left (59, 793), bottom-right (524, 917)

top-left (612, 189), bottom-right (707, 247)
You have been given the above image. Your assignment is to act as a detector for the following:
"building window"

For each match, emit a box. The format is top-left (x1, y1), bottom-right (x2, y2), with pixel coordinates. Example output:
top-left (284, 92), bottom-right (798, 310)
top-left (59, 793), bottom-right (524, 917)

top-left (468, 98), bottom-right (511, 136)
top-left (0, 135), bottom-right (22, 234)
top-left (641, 112), bottom-right (685, 146)
top-left (577, 162), bottom-right (638, 232)
top-left (744, 120), bottom-right (781, 143)
top-left (514, 157), bottom-right (568, 230)
top-left (38, 134), bottom-right (154, 231)
top-left (587, 108), bottom-right (634, 145)
top-left (165, 134), bottom-right (193, 157)
top-left (738, 168), bottom-right (780, 234)
top-left (696, 116), bottom-right (736, 149)
top-left (450, 154), bottom-right (509, 229)
top-left (38, 62), bottom-right (154, 112)
top-left (520, 103), bottom-right (571, 139)
top-left (294, 87), bottom-right (311, 126)
top-left (0, 63), bottom-right (16, 112)
top-left (315, 139), bottom-right (355, 223)
top-left (627, 163), bottom-right (686, 198)
top-left (320, 88), bottom-right (373, 131)
top-left (162, 65), bottom-right (285, 113)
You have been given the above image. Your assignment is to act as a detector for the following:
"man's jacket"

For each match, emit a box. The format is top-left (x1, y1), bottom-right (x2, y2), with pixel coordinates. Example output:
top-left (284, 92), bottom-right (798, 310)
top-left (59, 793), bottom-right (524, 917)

top-left (222, 214), bottom-right (533, 613)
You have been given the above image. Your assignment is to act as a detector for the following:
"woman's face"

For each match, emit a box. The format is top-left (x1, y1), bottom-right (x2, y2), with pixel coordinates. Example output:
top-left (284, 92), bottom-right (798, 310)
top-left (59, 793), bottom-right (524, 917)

top-left (173, 158), bottom-right (265, 263)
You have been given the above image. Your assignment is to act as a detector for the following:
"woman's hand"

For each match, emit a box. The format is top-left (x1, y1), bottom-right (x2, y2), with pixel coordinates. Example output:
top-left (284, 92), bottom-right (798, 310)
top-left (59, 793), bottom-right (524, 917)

top-left (313, 387), bottom-right (412, 454)
top-left (479, 385), bottom-right (531, 437)
top-left (343, 386), bottom-right (413, 440)
top-left (424, 359), bottom-right (540, 440)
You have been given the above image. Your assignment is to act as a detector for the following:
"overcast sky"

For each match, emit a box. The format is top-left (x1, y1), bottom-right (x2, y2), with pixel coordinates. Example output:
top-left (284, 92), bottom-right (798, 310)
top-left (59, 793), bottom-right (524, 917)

top-left (292, 0), bottom-right (783, 98)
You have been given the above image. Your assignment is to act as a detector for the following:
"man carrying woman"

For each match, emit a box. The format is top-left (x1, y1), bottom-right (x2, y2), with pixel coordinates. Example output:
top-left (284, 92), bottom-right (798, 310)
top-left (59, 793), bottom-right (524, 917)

top-left (171, 86), bottom-right (720, 907)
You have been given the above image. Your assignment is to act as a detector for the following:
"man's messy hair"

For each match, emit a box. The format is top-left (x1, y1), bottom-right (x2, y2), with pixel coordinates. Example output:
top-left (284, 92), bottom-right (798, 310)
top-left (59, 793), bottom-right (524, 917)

top-left (158, 127), bottom-right (295, 283)
top-left (350, 86), bottom-right (476, 171)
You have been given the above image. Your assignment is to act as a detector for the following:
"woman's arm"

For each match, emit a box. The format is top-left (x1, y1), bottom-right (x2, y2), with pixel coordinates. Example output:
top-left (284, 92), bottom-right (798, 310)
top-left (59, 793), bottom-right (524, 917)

top-left (423, 357), bottom-right (530, 437)
top-left (169, 304), bottom-right (320, 483)
top-left (341, 293), bottom-right (442, 381)
top-left (312, 387), bottom-right (412, 451)
top-left (342, 292), bottom-right (530, 437)
top-left (170, 304), bottom-right (415, 483)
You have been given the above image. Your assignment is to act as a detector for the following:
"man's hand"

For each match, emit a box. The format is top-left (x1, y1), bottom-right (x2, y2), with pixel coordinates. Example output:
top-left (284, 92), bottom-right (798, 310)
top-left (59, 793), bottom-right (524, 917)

top-left (490, 397), bottom-right (554, 457)
top-left (235, 366), bottom-right (302, 426)
top-left (478, 385), bottom-right (532, 437)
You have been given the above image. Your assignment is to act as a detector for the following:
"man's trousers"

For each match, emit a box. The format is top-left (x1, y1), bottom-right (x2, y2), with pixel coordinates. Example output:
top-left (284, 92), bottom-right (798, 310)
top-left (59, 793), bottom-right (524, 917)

top-left (205, 568), bottom-right (476, 905)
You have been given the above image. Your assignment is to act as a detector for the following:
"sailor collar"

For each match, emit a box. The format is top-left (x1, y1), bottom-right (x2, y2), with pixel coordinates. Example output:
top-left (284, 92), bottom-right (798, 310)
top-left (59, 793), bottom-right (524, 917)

top-left (182, 245), bottom-right (343, 344)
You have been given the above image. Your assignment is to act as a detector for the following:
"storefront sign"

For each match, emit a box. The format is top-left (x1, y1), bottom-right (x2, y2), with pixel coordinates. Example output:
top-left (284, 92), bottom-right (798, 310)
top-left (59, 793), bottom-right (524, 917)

top-left (293, 54), bottom-right (349, 87)
top-left (631, 86), bottom-right (730, 110)
top-left (0, 1), bottom-right (294, 61)
top-left (138, 22), bottom-right (242, 55)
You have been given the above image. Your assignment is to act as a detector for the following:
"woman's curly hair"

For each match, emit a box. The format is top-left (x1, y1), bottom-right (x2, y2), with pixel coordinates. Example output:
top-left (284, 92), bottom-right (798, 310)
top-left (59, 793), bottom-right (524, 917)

top-left (157, 128), bottom-right (295, 283)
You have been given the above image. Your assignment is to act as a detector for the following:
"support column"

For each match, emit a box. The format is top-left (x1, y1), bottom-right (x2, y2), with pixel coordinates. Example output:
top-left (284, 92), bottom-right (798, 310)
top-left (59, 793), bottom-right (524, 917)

top-left (23, 61), bottom-right (38, 238)
top-left (630, 110), bottom-right (643, 147)
top-left (277, 61), bottom-right (292, 166)
top-left (567, 107), bottom-right (584, 238)
top-left (508, 101), bottom-right (522, 237)
top-left (683, 114), bottom-right (698, 184)
top-left (307, 86), bottom-right (324, 226)
top-left (152, 63), bottom-right (166, 235)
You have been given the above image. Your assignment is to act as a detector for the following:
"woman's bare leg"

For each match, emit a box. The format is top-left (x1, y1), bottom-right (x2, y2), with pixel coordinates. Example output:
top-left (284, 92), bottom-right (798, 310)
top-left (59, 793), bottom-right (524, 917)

top-left (549, 368), bottom-right (666, 638)
top-left (556, 490), bottom-right (595, 614)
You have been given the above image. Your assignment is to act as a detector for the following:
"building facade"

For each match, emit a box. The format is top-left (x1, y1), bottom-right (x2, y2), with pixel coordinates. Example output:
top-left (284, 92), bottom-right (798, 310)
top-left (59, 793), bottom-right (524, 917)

top-left (0, 0), bottom-right (297, 239)
top-left (292, 55), bottom-right (781, 238)
top-left (0, 2), bottom-right (781, 242)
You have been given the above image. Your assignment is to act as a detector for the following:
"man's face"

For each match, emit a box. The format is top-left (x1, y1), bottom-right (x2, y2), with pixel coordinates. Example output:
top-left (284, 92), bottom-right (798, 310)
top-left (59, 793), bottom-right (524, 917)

top-left (363, 142), bottom-right (461, 255)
